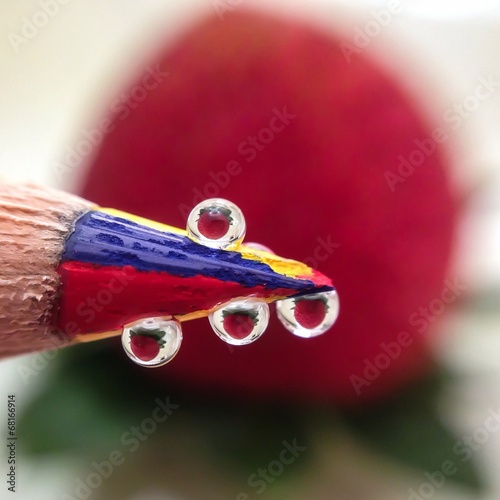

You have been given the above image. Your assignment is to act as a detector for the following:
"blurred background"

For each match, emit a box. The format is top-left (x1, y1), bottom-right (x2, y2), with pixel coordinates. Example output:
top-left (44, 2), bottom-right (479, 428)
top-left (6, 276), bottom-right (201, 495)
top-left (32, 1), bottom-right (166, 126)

top-left (1, 1), bottom-right (500, 499)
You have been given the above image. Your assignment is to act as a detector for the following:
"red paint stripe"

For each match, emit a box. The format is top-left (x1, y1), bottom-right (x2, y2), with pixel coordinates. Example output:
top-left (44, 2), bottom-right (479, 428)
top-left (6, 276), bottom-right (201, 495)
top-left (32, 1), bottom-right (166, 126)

top-left (56, 262), bottom-right (298, 336)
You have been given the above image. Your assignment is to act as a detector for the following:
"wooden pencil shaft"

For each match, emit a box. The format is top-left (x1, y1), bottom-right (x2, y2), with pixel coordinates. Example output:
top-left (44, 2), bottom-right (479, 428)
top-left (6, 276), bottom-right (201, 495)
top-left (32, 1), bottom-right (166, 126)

top-left (0, 183), bottom-right (92, 357)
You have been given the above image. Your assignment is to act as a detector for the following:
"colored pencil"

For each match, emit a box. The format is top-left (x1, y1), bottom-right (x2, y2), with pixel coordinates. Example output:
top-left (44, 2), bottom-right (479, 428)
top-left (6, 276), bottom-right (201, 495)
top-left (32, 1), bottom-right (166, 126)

top-left (0, 183), bottom-right (337, 364)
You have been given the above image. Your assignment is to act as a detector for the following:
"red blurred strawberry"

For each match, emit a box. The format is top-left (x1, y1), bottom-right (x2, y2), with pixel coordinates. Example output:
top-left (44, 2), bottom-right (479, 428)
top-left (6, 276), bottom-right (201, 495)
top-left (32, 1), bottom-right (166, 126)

top-left (80, 10), bottom-right (458, 405)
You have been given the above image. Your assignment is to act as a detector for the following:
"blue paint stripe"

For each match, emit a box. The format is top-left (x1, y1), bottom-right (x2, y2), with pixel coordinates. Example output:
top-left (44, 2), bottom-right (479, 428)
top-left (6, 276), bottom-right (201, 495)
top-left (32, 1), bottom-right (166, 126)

top-left (62, 210), bottom-right (326, 293)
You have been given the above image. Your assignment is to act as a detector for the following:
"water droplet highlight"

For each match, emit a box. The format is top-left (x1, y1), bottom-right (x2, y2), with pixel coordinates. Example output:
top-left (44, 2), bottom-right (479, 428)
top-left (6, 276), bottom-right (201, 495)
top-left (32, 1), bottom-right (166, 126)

top-left (209, 299), bottom-right (269, 345)
top-left (187, 198), bottom-right (246, 250)
top-left (276, 290), bottom-right (339, 338)
top-left (122, 317), bottom-right (182, 367)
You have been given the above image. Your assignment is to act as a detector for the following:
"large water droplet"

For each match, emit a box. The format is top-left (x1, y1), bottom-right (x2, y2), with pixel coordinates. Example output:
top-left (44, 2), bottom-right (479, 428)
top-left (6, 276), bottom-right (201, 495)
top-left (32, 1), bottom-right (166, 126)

top-left (209, 299), bottom-right (269, 345)
top-left (122, 317), bottom-right (182, 367)
top-left (187, 198), bottom-right (246, 250)
top-left (276, 290), bottom-right (339, 338)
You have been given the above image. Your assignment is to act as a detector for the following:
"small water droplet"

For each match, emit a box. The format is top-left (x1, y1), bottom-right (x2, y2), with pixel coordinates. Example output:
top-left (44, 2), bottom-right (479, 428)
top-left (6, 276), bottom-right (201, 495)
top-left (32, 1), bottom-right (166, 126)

top-left (122, 317), bottom-right (182, 367)
top-left (244, 242), bottom-right (275, 254)
top-left (187, 198), bottom-right (246, 249)
top-left (276, 290), bottom-right (339, 338)
top-left (209, 299), bottom-right (269, 345)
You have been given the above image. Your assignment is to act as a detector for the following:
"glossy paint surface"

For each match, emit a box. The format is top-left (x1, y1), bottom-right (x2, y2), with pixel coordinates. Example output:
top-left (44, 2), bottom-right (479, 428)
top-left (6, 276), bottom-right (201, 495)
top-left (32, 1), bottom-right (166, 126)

top-left (57, 209), bottom-right (334, 336)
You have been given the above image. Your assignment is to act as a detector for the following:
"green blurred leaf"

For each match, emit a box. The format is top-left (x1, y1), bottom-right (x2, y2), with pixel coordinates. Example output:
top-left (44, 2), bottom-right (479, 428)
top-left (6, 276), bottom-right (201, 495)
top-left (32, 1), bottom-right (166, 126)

top-left (18, 343), bottom-right (135, 455)
top-left (338, 369), bottom-right (484, 491)
top-left (189, 399), bottom-right (309, 474)
top-left (19, 340), bottom-right (310, 477)
top-left (19, 339), bottom-right (483, 494)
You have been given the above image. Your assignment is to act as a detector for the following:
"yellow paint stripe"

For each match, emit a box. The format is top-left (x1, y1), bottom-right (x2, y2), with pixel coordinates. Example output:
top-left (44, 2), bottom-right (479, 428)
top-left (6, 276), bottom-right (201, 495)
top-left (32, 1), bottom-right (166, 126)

top-left (238, 247), bottom-right (313, 278)
top-left (73, 293), bottom-right (291, 342)
top-left (99, 207), bottom-right (186, 235)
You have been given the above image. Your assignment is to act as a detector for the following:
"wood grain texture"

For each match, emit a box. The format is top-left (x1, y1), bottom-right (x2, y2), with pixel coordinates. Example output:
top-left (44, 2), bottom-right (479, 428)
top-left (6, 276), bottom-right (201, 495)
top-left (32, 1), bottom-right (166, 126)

top-left (0, 183), bottom-right (93, 357)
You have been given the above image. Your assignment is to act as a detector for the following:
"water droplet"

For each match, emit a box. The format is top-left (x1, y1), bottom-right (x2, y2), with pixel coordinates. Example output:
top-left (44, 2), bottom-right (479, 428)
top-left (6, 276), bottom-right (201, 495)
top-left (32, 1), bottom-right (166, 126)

top-left (187, 198), bottom-right (246, 249)
top-left (244, 242), bottom-right (275, 254)
top-left (209, 299), bottom-right (269, 345)
top-left (122, 317), bottom-right (182, 367)
top-left (276, 290), bottom-right (339, 338)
